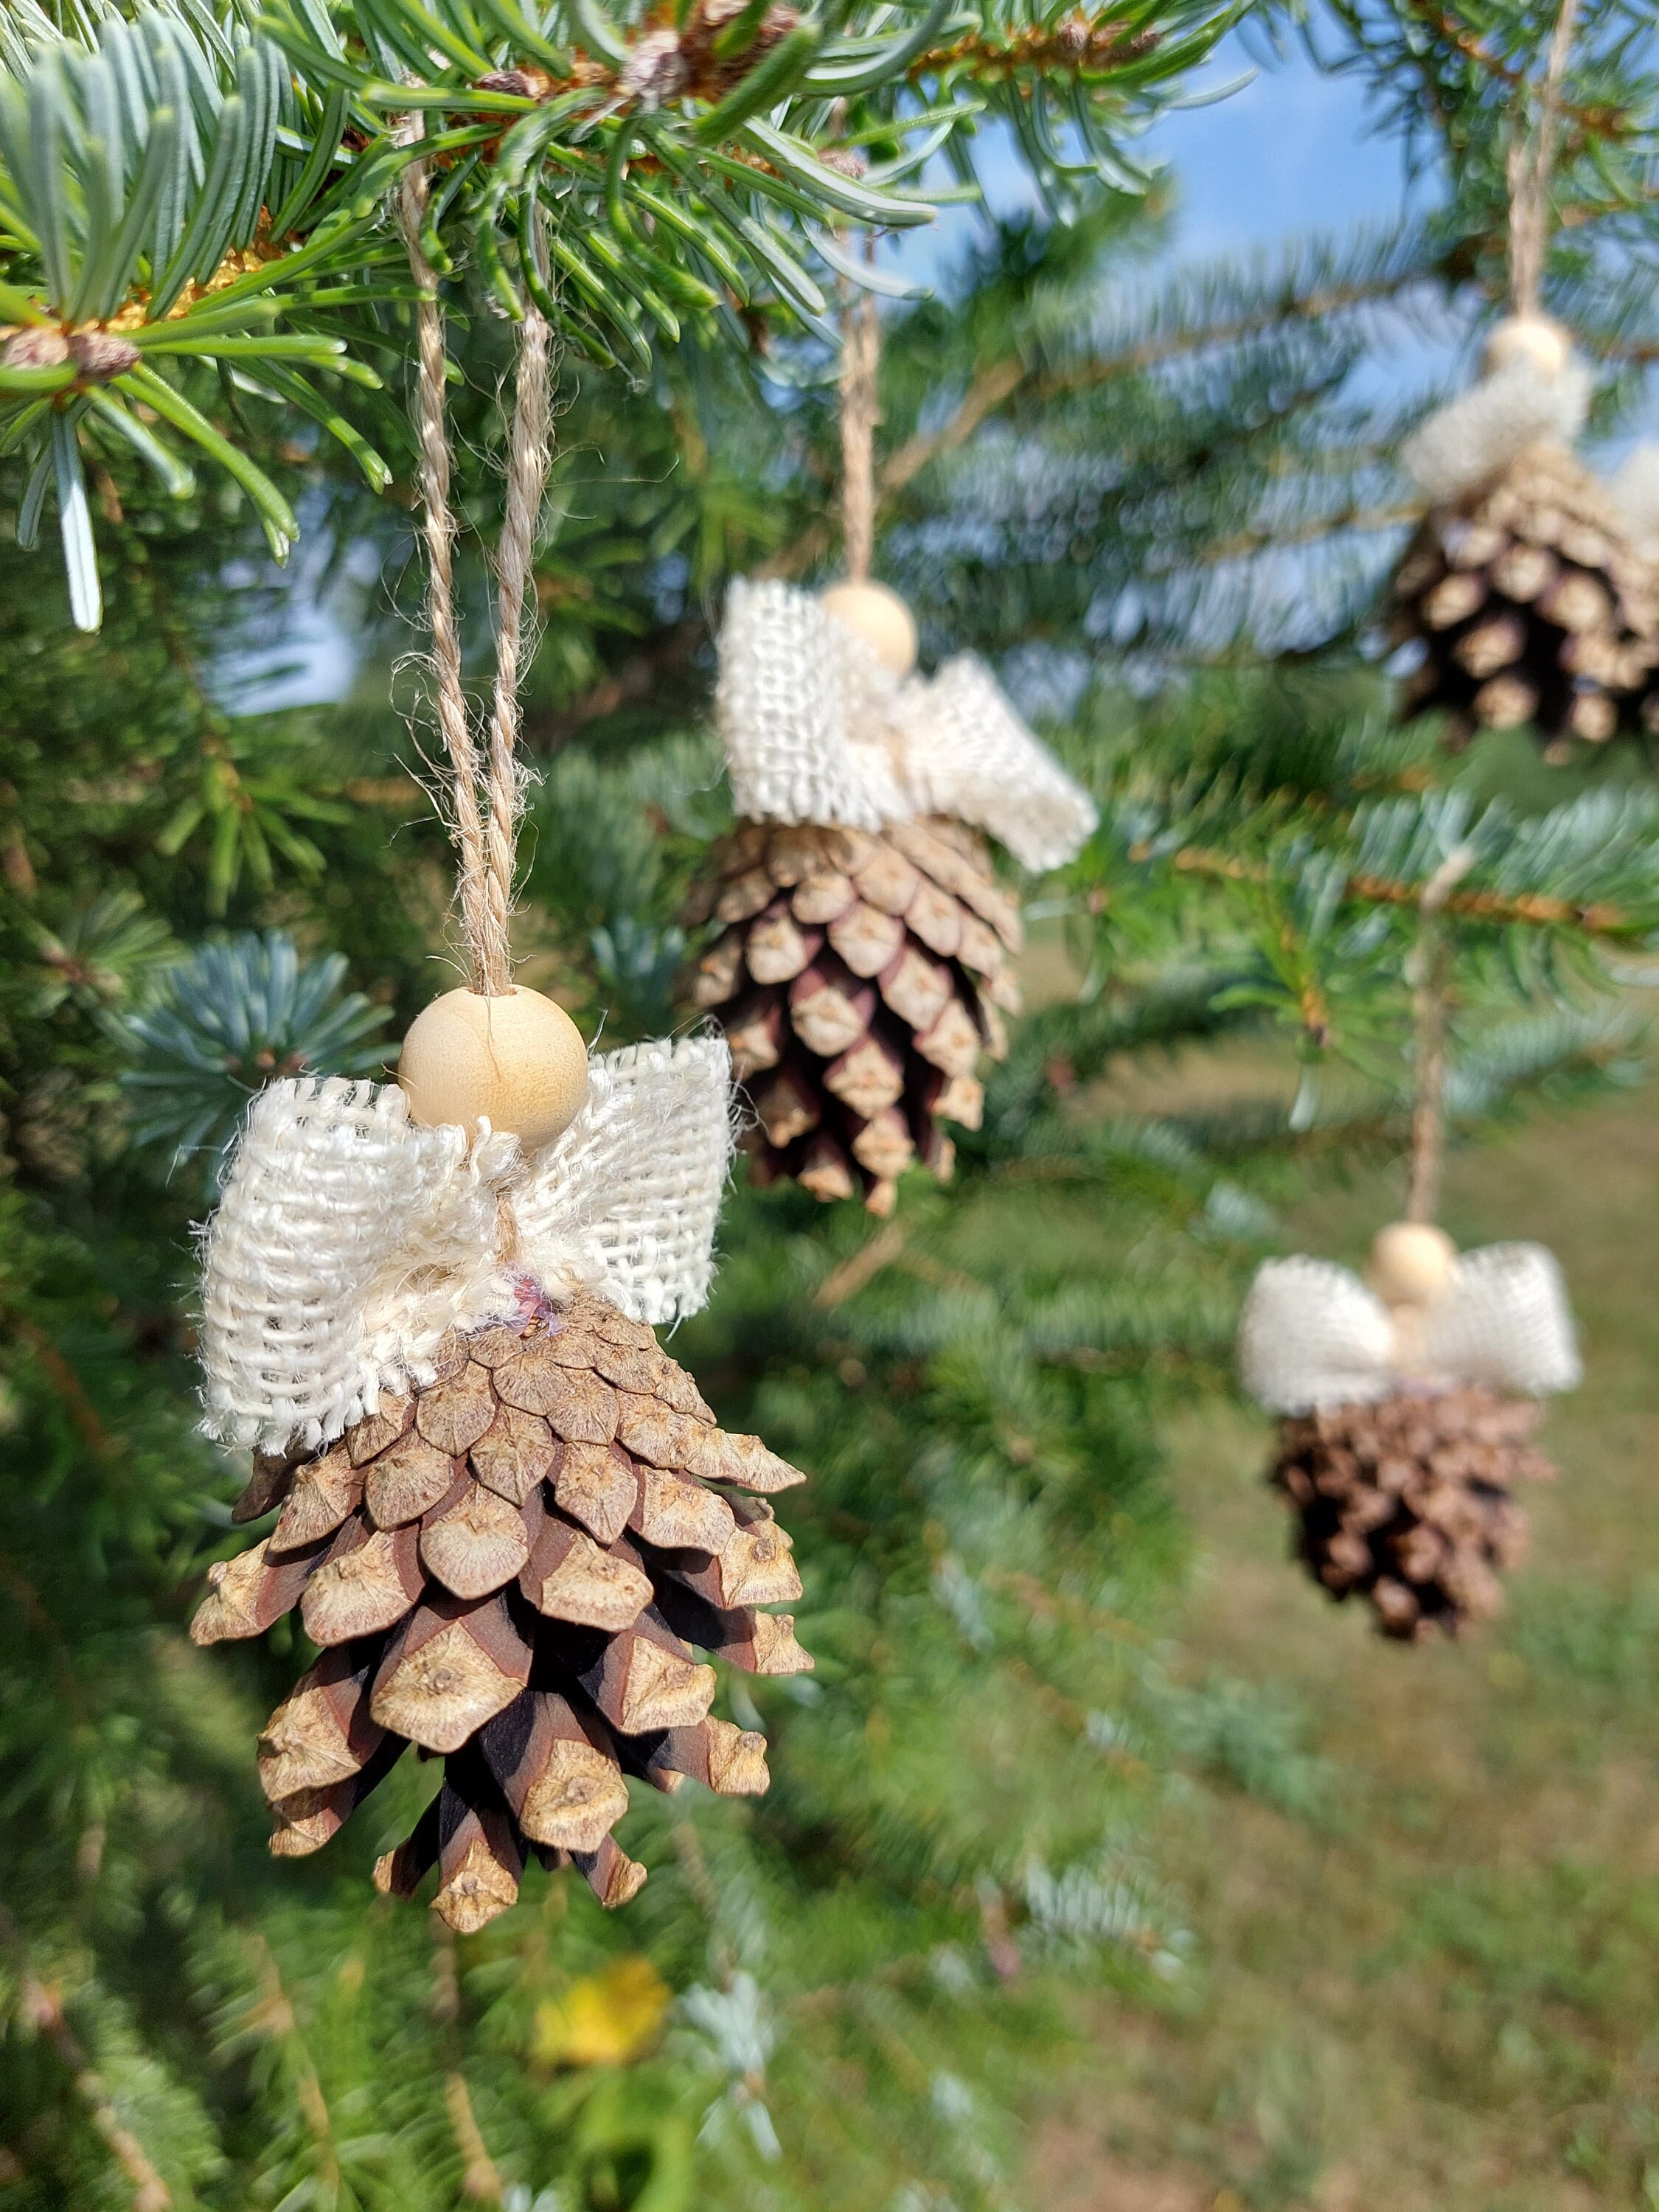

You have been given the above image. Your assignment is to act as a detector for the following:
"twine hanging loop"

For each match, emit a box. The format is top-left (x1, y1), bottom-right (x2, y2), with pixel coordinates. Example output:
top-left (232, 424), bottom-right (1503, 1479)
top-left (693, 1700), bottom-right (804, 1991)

top-left (838, 242), bottom-right (881, 585)
top-left (1403, 844), bottom-right (1477, 1226)
top-left (395, 144), bottom-right (554, 998)
top-left (1506, 0), bottom-right (1582, 319)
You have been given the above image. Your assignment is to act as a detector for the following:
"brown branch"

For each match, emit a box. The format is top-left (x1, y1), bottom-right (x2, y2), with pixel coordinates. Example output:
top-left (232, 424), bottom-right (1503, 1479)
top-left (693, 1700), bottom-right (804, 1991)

top-left (1193, 499), bottom-right (1421, 568)
top-left (1405, 3), bottom-right (1630, 136)
top-left (443, 2076), bottom-right (503, 2205)
top-left (4, 1310), bottom-right (116, 1461)
top-left (1134, 841), bottom-right (1640, 939)
top-left (813, 1222), bottom-right (908, 1310)
top-left (431, 1924), bottom-right (501, 2202)
top-left (908, 15), bottom-right (1161, 82)
top-left (0, 1921), bottom-right (173, 2212)
top-left (242, 1937), bottom-right (341, 2196)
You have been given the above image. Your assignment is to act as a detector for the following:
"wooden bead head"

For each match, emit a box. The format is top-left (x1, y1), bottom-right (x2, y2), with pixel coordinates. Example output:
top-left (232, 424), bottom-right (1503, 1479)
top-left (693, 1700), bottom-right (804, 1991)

top-left (398, 986), bottom-right (590, 1152)
top-left (1482, 314), bottom-right (1571, 381)
top-left (1366, 1221), bottom-right (1458, 1308)
top-left (820, 580), bottom-right (919, 678)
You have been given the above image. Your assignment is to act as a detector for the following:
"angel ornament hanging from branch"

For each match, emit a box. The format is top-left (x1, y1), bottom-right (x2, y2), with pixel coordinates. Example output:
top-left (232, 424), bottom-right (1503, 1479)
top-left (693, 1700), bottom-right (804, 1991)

top-left (682, 275), bottom-right (1097, 1212)
top-left (188, 167), bottom-right (810, 1933)
top-left (1388, 0), bottom-right (1659, 756)
top-left (1237, 852), bottom-right (1581, 1641)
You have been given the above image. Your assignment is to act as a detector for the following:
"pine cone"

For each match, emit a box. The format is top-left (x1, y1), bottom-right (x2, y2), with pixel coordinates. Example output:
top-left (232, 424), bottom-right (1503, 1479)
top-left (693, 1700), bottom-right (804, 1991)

top-left (192, 1289), bottom-right (810, 1930)
top-left (1390, 445), bottom-right (1659, 754)
top-left (1267, 1386), bottom-right (1554, 1641)
top-left (681, 817), bottom-right (1020, 1211)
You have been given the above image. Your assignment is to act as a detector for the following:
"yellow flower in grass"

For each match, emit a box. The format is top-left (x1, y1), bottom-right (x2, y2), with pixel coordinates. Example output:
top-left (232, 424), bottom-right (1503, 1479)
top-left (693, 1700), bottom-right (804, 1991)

top-left (532, 1956), bottom-right (671, 2068)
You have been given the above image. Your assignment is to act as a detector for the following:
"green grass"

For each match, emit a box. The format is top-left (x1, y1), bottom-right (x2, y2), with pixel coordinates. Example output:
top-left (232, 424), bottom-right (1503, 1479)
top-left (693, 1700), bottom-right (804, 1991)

top-left (1030, 1079), bottom-right (1659, 2212)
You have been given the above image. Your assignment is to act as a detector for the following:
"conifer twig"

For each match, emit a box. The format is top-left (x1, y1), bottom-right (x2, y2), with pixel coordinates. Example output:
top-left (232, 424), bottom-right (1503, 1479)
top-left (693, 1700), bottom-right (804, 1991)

top-left (1134, 842), bottom-right (1640, 939)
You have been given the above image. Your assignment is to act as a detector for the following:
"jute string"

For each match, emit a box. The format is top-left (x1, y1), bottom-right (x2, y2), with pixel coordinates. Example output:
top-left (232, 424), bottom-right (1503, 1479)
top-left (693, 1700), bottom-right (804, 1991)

top-left (396, 148), bottom-right (554, 998)
top-left (838, 238), bottom-right (880, 585)
top-left (1507, 0), bottom-right (1581, 319)
top-left (1404, 845), bottom-right (1476, 1225)
top-left (482, 301), bottom-right (552, 982)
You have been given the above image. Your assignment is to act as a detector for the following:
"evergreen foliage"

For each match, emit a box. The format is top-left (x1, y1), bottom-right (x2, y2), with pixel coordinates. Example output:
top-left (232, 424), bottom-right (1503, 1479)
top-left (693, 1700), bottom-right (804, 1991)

top-left (2, 0), bottom-right (1658, 2206)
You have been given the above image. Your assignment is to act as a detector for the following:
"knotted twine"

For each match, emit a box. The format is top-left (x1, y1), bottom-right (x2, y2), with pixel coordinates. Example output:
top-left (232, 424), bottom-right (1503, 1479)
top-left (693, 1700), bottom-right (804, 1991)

top-left (396, 148), bottom-right (553, 996)
top-left (1506, 0), bottom-right (1581, 322)
top-left (1397, 1), bottom-right (1591, 505)
top-left (1403, 844), bottom-right (1476, 1226)
top-left (838, 237), bottom-right (881, 586)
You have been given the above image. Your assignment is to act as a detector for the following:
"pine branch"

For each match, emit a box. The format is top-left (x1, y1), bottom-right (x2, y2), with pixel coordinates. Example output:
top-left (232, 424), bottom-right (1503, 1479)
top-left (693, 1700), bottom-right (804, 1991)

top-left (1137, 839), bottom-right (1646, 939)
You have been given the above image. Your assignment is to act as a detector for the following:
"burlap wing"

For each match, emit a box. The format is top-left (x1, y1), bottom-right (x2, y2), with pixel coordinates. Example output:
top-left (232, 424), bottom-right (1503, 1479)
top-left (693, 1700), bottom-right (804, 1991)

top-left (512, 1033), bottom-right (736, 1326)
top-left (1400, 362), bottom-right (1593, 505)
top-left (715, 579), bottom-right (1096, 870)
top-left (715, 577), bottom-right (909, 830)
top-left (1237, 1255), bottom-right (1398, 1416)
top-left (1431, 1242), bottom-right (1582, 1398)
top-left (891, 653), bottom-right (1098, 871)
top-left (199, 1077), bottom-right (516, 1454)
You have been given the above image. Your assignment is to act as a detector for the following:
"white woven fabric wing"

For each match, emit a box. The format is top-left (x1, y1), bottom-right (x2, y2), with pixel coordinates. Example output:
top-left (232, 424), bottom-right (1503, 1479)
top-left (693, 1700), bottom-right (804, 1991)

top-left (512, 1033), bottom-right (734, 1328)
top-left (1237, 1243), bottom-right (1580, 1416)
top-left (199, 1077), bottom-right (513, 1454)
top-left (1400, 362), bottom-right (1593, 504)
top-left (715, 576), bottom-right (908, 830)
top-left (893, 653), bottom-right (1098, 870)
top-left (200, 1034), bottom-right (737, 1455)
top-left (715, 577), bottom-right (1096, 869)
top-left (1431, 1243), bottom-right (1581, 1397)
top-left (1237, 1256), bottom-right (1397, 1416)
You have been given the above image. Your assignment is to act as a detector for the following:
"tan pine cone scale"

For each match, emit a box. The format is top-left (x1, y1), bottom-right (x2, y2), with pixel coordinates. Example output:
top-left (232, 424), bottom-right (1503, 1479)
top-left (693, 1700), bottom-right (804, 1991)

top-left (192, 1289), bottom-right (810, 1931)
top-left (1267, 1385), bottom-right (1554, 1641)
top-left (681, 818), bottom-right (1020, 1211)
top-left (1390, 444), bottom-right (1659, 754)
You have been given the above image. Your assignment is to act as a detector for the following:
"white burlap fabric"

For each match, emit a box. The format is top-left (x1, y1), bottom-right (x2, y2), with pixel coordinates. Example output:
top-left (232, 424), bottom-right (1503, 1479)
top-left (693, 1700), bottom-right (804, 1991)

top-left (1238, 1244), bottom-right (1580, 1417)
top-left (199, 1034), bottom-right (734, 1454)
top-left (1399, 361), bottom-right (1593, 506)
top-left (715, 577), bottom-right (1098, 872)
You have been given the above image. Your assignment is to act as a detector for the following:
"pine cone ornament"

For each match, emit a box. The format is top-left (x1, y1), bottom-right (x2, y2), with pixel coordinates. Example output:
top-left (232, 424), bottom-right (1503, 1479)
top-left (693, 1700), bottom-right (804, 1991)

top-left (1269, 1385), bottom-right (1551, 1641)
top-left (1391, 445), bottom-right (1659, 751)
top-left (190, 1029), bottom-right (809, 1926)
top-left (686, 577), bottom-right (1097, 1208)
top-left (682, 813), bottom-right (1018, 1212)
top-left (1238, 1224), bottom-right (1579, 1643)
top-left (1390, 319), bottom-right (1659, 752)
top-left (193, 1285), bottom-right (808, 1926)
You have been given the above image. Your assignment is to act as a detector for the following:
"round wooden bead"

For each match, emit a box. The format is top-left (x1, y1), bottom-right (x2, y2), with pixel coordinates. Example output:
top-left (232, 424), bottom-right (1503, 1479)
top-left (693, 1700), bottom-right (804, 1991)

top-left (1482, 314), bottom-right (1571, 381)
top-left (1366, 1221), bottom-right (1457, 1307)
top-left (820, 580), bottom-right (919, 678)
top-left (398, 987), bottom-right (589, 1152)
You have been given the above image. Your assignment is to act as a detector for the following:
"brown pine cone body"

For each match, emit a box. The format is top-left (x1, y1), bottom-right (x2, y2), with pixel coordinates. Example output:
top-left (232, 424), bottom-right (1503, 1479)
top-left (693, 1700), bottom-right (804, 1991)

top-left (1269, 1386), bottom-right (1554, 1642)
top-left (1390, 445), bottom-right (1659, 754)
top-left (681, 816), bottom-right (1020, 1211)
top-left (192, 1290), bottom-right (810, 1930)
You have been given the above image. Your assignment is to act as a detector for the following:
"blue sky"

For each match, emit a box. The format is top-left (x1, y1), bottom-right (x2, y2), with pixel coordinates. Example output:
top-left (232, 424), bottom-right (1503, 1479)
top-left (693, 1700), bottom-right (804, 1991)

top-left (1151, 30), bottom-right (1415, 259)
top-left (896, 27), bottom-right (1424, 287)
